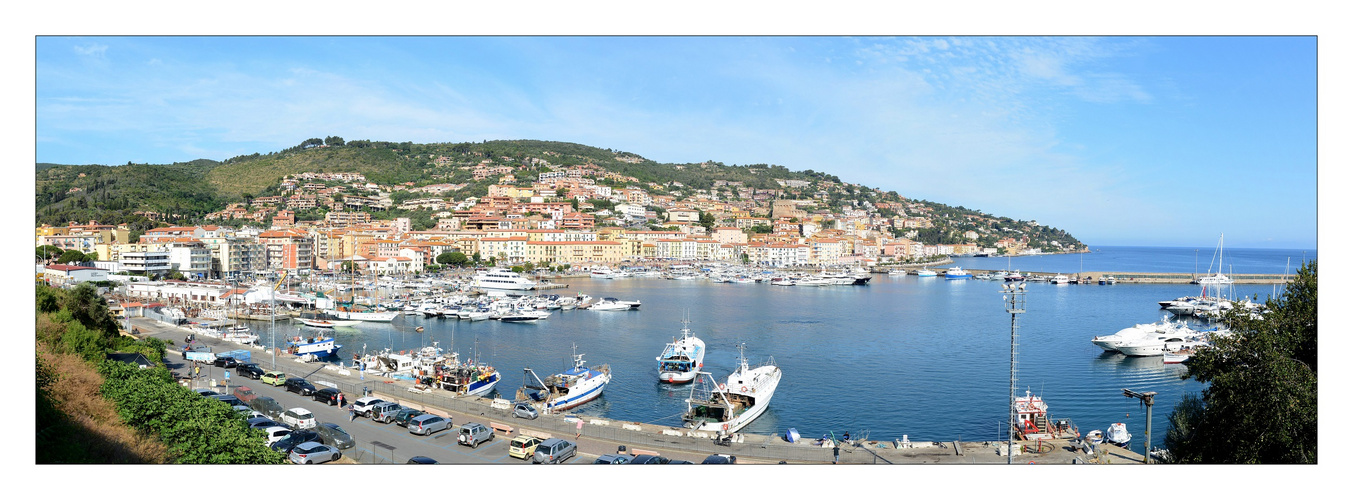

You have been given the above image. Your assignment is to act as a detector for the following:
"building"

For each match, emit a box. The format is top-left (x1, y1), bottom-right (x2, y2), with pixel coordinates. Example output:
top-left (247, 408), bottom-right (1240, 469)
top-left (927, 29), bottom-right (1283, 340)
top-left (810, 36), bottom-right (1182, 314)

top-left (42, 264), bottom-right (109, 287)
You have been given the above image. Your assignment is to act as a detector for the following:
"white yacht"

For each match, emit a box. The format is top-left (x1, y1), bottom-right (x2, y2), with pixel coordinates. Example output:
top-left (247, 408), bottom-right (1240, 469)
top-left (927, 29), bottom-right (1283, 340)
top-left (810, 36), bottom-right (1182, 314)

top-left (1050, 274), bottom-right (1071, 285)
top-left (589, 297), bottom-right (641, 311)
top-left (472, 268), bottom-right (538, 291)
top-left (683, 343), bottom-right (781, 434)
top-left (656, 320), bottom-right (706, 384)
top-left (1091, 316), bottom-right (1195, 353)
top-left (520, 345), bottom-right (611, 414)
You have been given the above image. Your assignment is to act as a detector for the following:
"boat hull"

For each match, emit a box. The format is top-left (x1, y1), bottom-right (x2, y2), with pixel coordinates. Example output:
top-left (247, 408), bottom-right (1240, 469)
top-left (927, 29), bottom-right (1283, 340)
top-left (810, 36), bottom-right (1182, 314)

top-left (545, 378), bottom-right (609, 412)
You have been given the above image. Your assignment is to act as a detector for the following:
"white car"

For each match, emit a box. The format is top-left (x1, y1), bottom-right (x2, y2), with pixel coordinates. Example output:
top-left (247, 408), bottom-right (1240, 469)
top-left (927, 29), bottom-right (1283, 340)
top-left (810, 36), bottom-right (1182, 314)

top-left (350, 396), bottom-right (386, 417)
top-left (261, 425), bottom-right (292, 445)
top-left (281, 407), bottom-right (317, 430)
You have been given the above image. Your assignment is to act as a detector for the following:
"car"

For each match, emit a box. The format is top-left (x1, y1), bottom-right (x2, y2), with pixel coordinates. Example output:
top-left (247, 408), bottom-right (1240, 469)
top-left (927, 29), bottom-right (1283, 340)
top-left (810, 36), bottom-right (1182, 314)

top-left (248, 396), bottom-right (284, 419)
top-left (593, 454), bottom-right (631, 464)
top-left (209, 395), bottom-right (246, 408)
top-left (236, 363), bottom-right (265, 380)
top-left (260, 425), bottom-right (292, 445)
top-left (315, 422), bottom-right (355, 449)
top-left (629, 454), bottom-right (672, 465)
top-left (393, 407), bottom-right (425, 427)
top-left (270, 430), bottom-right (320, 454)
top-left (508, 436), bottom-right (542, 460)
top-left (531, 438), bottom-right (577, 464)
top-left (232, 386), bottom-right (259, 403)
top-left (289, 441), bottom-right (342, 464)
top-left (457, 423), bottom-right (494, 448)
top-left (281, 407), bottom-right (317, 430)
top-left (247, 417), bottom-right (282, 430)
top-left (284, 378), bottom-right (317, 396)
top-left (213, 356), bottom-right (238, 368)
top-left (261, 371), bottom-right (286, 386)
top-left (312, 388), bottom-right (343, 406)
top-left (192, 388), bottom-right (219, 397)
top-left (407, 456), bottom-right (439, 464)
top-left (512, 402), bottom-right (539, 420)
top-left (408, 414), bottom-right (451, 435)
top-left (351, 396), bottom-right (386, 417)
top-left (668, 459), bottom-right (695, 464)
top-left (701, 454), bottom-right (737, 464)
top-left (237, 409), bottom-right (266, 420)
top-left (370, 402), bottom-right (403, 423)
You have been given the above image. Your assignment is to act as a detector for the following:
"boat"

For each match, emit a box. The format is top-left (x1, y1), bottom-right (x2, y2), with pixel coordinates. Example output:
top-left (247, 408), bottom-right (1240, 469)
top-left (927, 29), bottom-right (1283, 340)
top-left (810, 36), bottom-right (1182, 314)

top-left (682, 343), bottom-right (782, 434)
top-left (1084, 429), bottom-right (1104, 445)
top-left (1091, 316), bottom-right (1197, 354)
top-left (590, 297), bottom-right (640, 311)
top-left (1003, 271), bottom-right (1025, 282)
top-left (498, 309), bottom-right (551, 323)
top-left (656, 319), bottom-right (706, 384)
top-left (297, 317), bottom-right (361, 328)
top-left (1050, 274), bottom-right (1071, 285)
top-left (916, 268), bottom-right (938, 277)
top-left (330, 308), bottom-right (398, 322)
top-left (285, 334), bottom-right (341, 359)
top-left (423, 346), bottom-right (501, 398)
top-left (519, 344), bottom-right (611, 413)
top-left (472, 268), bottom-right (538, 291)
top-left (1105, 422), bottom-right (1131, 448)
top-left (944, 266), bottom-right (972, 280)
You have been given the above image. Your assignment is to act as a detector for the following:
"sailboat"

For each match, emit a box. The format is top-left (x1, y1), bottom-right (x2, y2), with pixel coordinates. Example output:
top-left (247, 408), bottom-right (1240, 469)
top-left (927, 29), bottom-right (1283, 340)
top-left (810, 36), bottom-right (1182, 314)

top-left (328, 267), bottom-right (397, 322)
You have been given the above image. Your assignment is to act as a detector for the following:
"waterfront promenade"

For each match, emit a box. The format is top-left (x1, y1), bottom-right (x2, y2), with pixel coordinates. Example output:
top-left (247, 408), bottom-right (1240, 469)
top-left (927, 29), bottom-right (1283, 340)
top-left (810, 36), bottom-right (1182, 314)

top-left (128, 316), bottom-right (1143, 465)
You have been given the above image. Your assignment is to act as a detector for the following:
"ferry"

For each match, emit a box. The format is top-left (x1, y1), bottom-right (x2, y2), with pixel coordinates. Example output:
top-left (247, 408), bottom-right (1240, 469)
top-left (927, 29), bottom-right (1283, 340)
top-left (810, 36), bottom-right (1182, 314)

top-left (472, 268), bottom-right (538, 291)
top-left (683, 343), bottom-right (781, 434)
top-left (520, 345), bottom-right (611, 414)
top-left (656, 319), bottom-right (706, 384)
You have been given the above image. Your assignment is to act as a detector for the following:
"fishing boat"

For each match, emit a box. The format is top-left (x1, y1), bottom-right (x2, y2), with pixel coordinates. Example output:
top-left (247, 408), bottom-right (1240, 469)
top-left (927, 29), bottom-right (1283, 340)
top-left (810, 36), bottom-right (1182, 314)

top-left (944, 266), bottom-right (972, 280)
top-left (423, 345), bottom-right (501, 398)
top-left (519, 344), bottom-right (611, 414)
top-left (656, 319), bottom-right (706, 384)
top-left (683, 343), bottom-right (781, 434)
top-left (285, 334), bottom-right (341, 359)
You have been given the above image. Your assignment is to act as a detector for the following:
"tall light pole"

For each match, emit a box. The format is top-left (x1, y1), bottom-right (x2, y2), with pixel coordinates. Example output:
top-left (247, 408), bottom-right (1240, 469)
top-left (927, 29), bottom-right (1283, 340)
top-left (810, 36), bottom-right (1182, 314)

top-left (270, 270), bottom-right (276, 368)
top-left (1000, 282), bottom-right (1026, 464)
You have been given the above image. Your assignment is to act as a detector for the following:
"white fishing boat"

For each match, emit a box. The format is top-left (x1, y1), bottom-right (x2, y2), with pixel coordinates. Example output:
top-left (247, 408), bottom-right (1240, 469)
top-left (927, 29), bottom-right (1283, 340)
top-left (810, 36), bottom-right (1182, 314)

top-left (424, 345), bottom-right (501, 398)
top-left (285, 334), bottom-right (341, 359)
top-left (683, 343), bottom-right (781, 434)
top-left (519, 345), bottom-right (611, 414)
top-left (472, 267), bottom-right (538, 291)
top-left (656, 319), bottom-right (706, 384)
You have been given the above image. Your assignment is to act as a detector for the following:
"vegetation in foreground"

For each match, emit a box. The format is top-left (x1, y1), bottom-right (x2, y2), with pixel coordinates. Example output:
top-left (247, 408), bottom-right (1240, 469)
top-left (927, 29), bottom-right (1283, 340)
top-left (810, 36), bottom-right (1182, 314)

top-left (1163, 261), bottom-right (1317, 463)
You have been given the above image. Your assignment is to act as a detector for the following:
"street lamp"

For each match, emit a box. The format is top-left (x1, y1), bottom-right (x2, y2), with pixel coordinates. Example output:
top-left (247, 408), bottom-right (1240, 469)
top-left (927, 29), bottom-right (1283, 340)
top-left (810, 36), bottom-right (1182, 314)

top-left (270, 270), bottom-right (276, 368)
top-left (1000, 282), bottom-right (1027, 464)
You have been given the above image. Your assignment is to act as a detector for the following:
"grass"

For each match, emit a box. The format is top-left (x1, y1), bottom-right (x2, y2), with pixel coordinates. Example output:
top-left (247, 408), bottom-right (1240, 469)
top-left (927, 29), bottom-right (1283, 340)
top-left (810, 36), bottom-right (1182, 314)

top-left (37, 343), bottom-right (169, 464)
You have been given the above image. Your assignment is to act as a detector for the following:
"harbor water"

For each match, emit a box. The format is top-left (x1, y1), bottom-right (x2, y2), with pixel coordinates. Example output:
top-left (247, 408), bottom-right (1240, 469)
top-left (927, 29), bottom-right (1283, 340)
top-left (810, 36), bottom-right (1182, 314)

top-left (244, 246), bottom-right (1314, 452)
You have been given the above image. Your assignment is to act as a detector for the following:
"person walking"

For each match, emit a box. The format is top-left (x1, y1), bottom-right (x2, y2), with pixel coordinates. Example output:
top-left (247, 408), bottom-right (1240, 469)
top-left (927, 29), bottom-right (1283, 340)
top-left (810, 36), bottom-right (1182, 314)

top-left (833, 442), bottom-right (840, 464)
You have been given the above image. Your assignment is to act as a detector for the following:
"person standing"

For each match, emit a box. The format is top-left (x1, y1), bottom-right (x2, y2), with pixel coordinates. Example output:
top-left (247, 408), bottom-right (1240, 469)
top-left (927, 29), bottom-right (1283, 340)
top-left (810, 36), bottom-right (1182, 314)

top-left (833, 442), bottom-right (840, 464)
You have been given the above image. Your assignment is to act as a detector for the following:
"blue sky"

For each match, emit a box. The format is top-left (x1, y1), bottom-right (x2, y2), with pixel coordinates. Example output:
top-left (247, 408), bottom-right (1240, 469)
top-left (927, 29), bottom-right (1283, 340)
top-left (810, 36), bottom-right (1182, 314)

top-left (35, 36), bottom-right (1317, 249)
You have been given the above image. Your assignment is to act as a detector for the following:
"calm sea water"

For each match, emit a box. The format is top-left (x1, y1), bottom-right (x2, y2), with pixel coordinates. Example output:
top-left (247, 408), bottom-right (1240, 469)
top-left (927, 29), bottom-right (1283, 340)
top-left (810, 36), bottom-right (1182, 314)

top-left (247, 246), bottom-right (1314, 452)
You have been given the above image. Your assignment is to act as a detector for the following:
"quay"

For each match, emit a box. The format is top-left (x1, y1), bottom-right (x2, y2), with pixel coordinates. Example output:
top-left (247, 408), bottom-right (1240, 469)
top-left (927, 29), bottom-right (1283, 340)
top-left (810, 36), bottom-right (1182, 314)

top-left (128, 316), bottom-right (1145, 465)
top-left (875, 268), bottom-right (1291, 285)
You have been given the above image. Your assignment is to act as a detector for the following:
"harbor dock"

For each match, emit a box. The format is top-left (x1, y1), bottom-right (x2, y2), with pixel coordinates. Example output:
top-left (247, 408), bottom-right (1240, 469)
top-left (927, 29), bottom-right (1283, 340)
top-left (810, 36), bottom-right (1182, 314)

top-left (881, 268), bottom-right (1291, 285)
top-left (131, 316), bottom-right (1146, 465)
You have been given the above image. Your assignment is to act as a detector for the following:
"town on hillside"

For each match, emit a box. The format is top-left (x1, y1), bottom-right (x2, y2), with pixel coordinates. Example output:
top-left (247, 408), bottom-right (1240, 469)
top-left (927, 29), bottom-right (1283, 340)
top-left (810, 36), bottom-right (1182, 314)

top-left (37, 161), bottom-right (1083, 287)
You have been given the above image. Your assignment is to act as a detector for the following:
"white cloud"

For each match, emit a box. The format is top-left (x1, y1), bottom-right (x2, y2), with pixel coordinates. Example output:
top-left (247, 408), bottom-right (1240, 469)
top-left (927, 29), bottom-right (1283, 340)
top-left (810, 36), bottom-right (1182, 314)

top-left (73, 43), bottom-right (107, 57)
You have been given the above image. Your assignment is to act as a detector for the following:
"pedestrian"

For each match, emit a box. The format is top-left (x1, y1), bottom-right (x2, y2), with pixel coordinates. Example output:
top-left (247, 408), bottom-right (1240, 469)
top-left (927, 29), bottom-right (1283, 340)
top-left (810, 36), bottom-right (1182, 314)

top-left (833, 443), bottom-right (840, 464)
top-left (337, 392), bottom-right (345, 408)
top-left (349, 405), bottom-right (356, 421)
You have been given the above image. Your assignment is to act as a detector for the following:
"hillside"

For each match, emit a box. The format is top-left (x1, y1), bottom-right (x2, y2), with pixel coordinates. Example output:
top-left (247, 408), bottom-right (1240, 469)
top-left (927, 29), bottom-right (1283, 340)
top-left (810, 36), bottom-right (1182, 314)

top-left (33, 137), bottom-right (1085, 252)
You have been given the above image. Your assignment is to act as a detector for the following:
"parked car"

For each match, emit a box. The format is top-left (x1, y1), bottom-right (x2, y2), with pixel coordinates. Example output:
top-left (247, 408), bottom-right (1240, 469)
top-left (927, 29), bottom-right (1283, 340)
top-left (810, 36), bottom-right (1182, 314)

top-left (248, 396), bottom-right (284, 419)
top-left (312, 388), bottom-right (343, 406)
top-left (351, 396), bottom-right (386, 417)
top-left (213, 356), bottom-right (238, 368)
top-left (315, 422), bottom-right (355, 449)
top-left (531, 438), bottom-right (577, 464)
top-left (284, 378), bottom-right (317, 396)
top-left (289, 441), bottom-right (341, 464)
top-left (629, 454), bottom-right (673, 465)
top-left (270, 430), bottom-right (319, 454)
top-left (408, 414), bottom-right (451, 436)
top-left (393, 407), bottom-right (425, 427)
top-left (260, 425), bottom-right (292, 445)
top-left (192, 388), bottom-right (219, 397)
top-left (281, 407), bottom-right (317, 430)
top-left (209, 395), bottom-right (246, 408)
top-left (370, 402), bottom-right (403, 423)
top-left (232, 386), bottom-right (259, 403)
top-left (237, 409), bottom-right (266, 420)
top-left (407, 456), bottom-right (439, 464)
top-left (261, 371), bottom-right (286, 386)
top-left (247, 417), bottom-right (282, 430)
top-left (701, 454), bottom-right (737, 464)
top-left (593, 454), bottom-right (631, 464)
top-left (512, 402), bottom-right (539, 420)
top-left (237, 363), bottom-right (265, 380)
top-left (457, 423), bottom-right (494, 448)
top-left (508, 435), bottom-right (542, 460)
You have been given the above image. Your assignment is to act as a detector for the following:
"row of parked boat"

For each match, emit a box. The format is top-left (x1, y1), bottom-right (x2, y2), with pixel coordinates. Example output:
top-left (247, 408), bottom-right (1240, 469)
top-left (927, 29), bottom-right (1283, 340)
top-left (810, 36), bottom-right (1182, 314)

top-left (1091, 316), bottom-right (1228, 363)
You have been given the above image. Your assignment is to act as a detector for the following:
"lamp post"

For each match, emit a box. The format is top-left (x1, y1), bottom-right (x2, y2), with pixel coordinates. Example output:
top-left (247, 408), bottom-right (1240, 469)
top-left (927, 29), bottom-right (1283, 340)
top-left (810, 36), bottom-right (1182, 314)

top-left (1000, 282), bottom-right (1026, 464)
top-left (270, 270), bottom-right (276, 368)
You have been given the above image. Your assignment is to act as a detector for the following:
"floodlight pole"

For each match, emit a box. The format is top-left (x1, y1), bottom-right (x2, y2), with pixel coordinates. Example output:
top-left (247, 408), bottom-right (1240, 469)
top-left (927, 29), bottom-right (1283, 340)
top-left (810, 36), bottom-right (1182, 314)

top-left (1001, 282), bottom-right (1026, 464)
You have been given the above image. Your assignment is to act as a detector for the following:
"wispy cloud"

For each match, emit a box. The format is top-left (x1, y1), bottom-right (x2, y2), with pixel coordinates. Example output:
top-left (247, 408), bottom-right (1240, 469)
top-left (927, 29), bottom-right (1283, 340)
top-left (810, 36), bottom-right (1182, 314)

top-left (73, 43), bottom-right (108, 57)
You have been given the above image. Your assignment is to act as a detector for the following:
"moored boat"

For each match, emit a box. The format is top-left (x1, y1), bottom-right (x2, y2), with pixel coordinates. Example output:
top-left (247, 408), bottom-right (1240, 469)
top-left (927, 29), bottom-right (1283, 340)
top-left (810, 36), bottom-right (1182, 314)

top-left (286, 334), bottom-right (341, 359)
top-left (683, 343), bottom-right (781, 434)
top-left (944, 266), bottom-right (972, 280)
top-left (519, 345), bottom-right (611, 414)
top-left (656, 319), bottom-right (706, 384)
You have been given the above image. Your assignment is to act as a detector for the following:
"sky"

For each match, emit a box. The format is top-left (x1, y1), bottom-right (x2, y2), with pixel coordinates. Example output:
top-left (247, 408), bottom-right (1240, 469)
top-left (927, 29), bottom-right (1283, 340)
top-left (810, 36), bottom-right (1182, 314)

top-left (34, 36), bottom-right (1318, 249)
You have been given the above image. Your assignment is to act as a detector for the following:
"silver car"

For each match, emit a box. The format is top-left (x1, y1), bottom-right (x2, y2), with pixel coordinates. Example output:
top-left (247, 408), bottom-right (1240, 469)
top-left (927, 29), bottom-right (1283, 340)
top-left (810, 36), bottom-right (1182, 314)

top-left (408, 414), bottom-right (451, 436)
top-left (288, 441), bottom-right (341, 464)
top-left (513, 402), bottom-right (539, 420)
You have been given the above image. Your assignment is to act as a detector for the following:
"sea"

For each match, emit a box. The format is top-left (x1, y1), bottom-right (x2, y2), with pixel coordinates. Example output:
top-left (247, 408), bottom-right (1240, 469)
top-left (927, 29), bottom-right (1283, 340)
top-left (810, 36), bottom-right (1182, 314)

top-left (243, 246), bottom-right (1315, 453)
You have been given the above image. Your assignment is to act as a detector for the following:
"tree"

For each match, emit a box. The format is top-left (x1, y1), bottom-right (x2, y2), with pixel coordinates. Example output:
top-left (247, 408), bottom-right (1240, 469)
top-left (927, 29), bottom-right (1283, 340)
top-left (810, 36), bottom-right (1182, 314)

top-left (324, 136), bottom-right (345, 146)
top-left (1164, 261), bottom-right (1317, 463)
top-left (698, 210), bottom-right (716, 231)
top-left (37, 245), bottom-right (64, 262)
top-left (436, 251), bottom-right (469, 267)
top-left (57, 249), bottom-right (90, 264)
